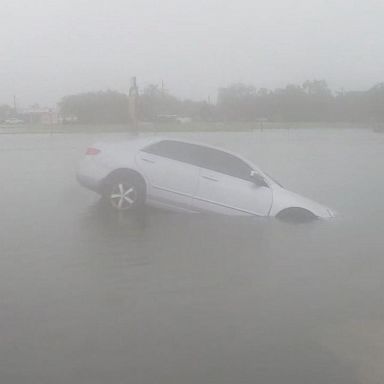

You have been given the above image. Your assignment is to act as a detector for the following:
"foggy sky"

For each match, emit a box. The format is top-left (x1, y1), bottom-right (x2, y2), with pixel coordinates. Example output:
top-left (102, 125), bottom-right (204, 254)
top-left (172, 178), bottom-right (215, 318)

top-left (1, 0), bottom-right (384, 107)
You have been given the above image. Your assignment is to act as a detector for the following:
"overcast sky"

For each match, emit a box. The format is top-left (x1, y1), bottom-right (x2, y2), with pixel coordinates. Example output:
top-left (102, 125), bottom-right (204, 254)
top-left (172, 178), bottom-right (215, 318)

top-left (1, 0), bottom-right (384, 107)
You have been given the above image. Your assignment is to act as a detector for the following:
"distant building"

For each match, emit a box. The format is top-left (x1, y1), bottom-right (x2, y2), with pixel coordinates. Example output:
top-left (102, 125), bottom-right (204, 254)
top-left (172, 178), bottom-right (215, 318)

top-left (21, 107), bottom-right (61, 124)
top-left (157, 114), bottom-right (192, 124)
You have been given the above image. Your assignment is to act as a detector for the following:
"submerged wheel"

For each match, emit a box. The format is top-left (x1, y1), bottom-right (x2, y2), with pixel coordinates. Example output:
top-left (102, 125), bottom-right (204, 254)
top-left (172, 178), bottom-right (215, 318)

top-left (276, 208), bottom-right (317, 223)
top-left (103, 174), bottom-right (146, 211)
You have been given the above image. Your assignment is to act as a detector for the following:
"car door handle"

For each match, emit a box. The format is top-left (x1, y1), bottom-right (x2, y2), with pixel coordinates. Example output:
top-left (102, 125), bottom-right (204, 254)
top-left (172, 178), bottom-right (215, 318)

top-left (142, 158), bottom-right (156, 164)
top-left (202, 175), bottom-right (218, 182)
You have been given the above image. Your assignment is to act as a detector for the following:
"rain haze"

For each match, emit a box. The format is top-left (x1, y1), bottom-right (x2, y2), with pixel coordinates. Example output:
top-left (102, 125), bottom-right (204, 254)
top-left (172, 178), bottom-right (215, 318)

top-left (1, 1), bottom-right (384, 384)
top-left (1, 0), bottom-right (384, 105)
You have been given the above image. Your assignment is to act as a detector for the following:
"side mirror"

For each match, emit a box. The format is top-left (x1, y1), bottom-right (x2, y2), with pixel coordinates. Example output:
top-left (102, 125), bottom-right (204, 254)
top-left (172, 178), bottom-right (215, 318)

top-left (250, 171), bottom-right (268, 187)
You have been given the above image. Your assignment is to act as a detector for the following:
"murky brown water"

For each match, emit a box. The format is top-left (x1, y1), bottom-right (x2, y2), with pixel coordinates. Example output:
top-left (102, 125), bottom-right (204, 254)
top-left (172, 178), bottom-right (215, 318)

top-left (0, 129), bottom-right (383, 384)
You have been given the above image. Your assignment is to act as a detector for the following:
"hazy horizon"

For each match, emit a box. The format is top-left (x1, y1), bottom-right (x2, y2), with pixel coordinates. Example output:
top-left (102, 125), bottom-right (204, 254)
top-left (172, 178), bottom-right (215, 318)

top-left (2, 0), bottom-right (384, 107)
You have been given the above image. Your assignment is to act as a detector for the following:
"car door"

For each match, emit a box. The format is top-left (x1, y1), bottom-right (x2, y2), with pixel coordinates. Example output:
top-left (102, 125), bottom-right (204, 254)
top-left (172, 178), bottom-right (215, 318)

top-left (136, 140), bottom-right (200, 210)
top-left (192, 147), bottom-right (273, 216)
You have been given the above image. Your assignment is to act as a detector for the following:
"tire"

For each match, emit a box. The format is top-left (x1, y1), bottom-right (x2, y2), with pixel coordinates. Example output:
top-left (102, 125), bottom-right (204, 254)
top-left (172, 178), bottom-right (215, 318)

top-left (103, 174), bottom-right (146, 211)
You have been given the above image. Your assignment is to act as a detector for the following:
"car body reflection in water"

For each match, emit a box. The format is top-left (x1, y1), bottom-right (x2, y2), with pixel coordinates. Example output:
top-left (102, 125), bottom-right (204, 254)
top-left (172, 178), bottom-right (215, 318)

top-left (74, 200), bottom-right (361, 384)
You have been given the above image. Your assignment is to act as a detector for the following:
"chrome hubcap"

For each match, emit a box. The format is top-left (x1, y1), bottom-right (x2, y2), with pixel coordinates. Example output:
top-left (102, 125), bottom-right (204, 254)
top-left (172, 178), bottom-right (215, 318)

top-left (110, 183), bottom-right (137, 210)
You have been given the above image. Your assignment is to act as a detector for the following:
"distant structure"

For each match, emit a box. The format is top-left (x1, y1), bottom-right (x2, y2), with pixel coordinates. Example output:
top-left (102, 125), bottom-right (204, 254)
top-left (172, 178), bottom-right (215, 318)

top-left (22, 106), bottom-right (60, 124)
top-left (157, 115), bottom-right (192, 124)
top-left (129, 76), bottom-right (139, 133)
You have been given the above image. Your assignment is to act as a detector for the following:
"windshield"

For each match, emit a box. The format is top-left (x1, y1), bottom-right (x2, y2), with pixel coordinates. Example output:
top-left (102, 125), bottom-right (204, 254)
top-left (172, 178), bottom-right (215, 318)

top-left (263, 171), bottom-right (284, 188)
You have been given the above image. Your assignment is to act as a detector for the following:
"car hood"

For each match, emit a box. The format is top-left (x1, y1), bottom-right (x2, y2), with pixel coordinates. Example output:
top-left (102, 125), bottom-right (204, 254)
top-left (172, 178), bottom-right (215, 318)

top-left (269, 186), bottom-right (336, 219)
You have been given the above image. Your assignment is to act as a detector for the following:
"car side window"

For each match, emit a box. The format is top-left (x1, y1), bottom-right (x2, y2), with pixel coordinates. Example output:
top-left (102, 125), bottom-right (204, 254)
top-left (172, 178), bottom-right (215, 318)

top-left (198, 148), bottom-right (253, 181)
top-left (142, 140), bottom-right (253, 181)
top-left (142, 140), bottom-right (201, 165)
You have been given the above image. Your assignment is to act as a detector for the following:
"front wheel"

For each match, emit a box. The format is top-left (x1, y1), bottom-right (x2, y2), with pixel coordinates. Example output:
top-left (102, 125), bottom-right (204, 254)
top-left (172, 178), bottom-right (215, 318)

top-left (276, 208), bottom-right (317, 223)
top-left (103, 177), bottom-right (145, 211)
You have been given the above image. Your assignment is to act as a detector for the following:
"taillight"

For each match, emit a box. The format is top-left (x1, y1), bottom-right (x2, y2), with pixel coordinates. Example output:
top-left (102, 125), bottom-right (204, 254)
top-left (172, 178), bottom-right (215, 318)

top-left (85, 147), bottom-right (101, 156)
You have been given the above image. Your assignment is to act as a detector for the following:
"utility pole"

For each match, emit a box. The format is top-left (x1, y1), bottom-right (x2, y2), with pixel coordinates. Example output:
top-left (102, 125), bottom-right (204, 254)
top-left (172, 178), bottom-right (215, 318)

top-left (129, 76), bottom-right (139, 135)
top-left (13, 95), bottom-right (17, 115)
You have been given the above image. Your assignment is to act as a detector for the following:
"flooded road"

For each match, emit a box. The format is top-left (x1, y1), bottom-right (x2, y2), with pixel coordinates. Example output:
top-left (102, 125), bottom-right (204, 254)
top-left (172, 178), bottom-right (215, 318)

top-left (0, 129), bottom-right (383, 384)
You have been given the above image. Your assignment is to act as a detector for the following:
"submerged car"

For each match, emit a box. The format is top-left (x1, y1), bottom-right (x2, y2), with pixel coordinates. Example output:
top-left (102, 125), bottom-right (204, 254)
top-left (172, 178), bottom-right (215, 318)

top-left (77, 137), bottom-right (335, 220)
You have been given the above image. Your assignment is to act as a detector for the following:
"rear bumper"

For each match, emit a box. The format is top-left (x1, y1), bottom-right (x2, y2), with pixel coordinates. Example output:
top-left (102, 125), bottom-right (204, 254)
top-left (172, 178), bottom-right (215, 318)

top-left (76, 172), bottom-right (102, 193)
top-left (76, 156), bottom-right (112, 194)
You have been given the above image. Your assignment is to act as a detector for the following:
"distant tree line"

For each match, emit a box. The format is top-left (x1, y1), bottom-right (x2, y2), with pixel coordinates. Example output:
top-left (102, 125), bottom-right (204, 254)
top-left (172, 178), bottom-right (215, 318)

top-left (59, 90), bottom-right (130, 124)
top-left (0, 104), bottom-right (14, 121)
top-left (57, 80), bottom-right (384, 124)
top-left (217, 81), bottom-right (384, 123)
top-left (58, 86), bottom-right (215, 124)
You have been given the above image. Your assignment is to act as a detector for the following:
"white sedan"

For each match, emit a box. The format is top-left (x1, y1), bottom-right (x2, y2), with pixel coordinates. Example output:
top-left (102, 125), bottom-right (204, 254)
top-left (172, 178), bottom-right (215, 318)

top-left (77, 137), bottom-right (335, 220)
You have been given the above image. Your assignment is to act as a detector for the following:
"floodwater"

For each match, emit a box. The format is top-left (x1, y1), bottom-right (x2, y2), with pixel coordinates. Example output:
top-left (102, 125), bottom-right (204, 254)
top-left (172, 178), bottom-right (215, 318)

top-left (0, 128), bottom-right (383, 384)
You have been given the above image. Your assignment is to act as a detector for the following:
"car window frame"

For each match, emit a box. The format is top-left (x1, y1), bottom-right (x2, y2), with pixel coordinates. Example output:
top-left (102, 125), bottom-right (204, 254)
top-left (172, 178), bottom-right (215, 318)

top-left (141, 140), bottom-right (203, 166)
top-left (196, 146), bottom-right (254, 182)
top-left (142, 140), bottom-right (255, 182)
